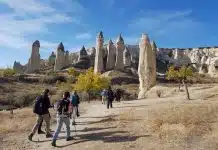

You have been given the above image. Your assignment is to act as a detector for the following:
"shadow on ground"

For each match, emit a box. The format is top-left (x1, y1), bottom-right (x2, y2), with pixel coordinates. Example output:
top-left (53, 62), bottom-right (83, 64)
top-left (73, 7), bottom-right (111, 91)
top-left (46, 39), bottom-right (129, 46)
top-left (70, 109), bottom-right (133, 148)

top-left (56, 130), bottom-right (150, 148)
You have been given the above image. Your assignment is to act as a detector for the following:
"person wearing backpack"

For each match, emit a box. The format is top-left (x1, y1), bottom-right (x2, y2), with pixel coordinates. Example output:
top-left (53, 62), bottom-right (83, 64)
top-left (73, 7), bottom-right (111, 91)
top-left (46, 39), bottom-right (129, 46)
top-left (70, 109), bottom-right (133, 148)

top-left (71, 91), bottom-right (80, 125)
top-left (106, 86), bottom-right (114, 109)
top-left (51, 91), bottom-right (73, 147)
top-left (28, 89), bottom-right (52, 141)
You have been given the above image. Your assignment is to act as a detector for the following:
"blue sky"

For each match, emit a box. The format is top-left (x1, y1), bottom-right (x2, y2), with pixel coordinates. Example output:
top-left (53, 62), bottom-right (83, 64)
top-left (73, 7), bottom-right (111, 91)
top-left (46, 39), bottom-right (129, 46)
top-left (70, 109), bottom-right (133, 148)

top-left (0, 0), bottom-right (218, 68)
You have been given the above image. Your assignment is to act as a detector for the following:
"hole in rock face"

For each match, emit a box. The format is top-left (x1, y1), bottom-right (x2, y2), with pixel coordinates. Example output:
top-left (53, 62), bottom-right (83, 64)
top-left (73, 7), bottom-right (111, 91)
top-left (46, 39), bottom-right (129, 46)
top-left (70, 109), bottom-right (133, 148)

top-left (214, 59), bottom-right (218, 70)
top-left (202, 64), bottom-right (208, 73)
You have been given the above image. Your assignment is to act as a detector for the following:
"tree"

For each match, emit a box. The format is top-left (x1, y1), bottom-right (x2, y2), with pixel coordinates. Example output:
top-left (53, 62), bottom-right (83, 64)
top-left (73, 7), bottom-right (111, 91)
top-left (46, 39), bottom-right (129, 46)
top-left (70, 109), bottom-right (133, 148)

top-left (67, 67), bottom-right (79, 77)
top-left (74, 67), bottom-right (110, 102)
top-left (166, 65), bottom-right (193, 100)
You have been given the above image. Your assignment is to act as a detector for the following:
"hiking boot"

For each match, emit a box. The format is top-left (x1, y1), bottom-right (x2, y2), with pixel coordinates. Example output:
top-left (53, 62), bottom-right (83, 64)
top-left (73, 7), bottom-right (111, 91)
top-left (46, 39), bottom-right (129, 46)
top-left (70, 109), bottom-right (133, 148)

top-left (72, 121), bottom-right (76, 125)
top-left (28, 133), bottom-right (33, 141)
top-left (46, 133), bottom-right (53, 138)
top-left (66, 136), bottom-right (74, 141)
top-left (51, 140), bottom-right (56, 147)
top-left (38, 130), bottom-right (45, 134)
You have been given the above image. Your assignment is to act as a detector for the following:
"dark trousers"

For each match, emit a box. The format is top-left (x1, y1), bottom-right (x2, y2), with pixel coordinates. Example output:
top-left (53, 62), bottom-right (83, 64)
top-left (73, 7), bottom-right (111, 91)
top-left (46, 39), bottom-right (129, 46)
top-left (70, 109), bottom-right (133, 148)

top-left (38, 119), bottom-right (43, 132)
top-left (107, 100), bottom-right (113, 109)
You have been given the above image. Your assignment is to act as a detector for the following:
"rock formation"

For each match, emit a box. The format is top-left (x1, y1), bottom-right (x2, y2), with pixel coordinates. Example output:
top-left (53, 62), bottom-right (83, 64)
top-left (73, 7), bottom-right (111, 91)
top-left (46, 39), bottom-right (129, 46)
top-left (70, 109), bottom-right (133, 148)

top-left (70, 53), bottom-right (79, 64)
top-left (123, 46), bottom-right (131, 68)
top-left (207, 57), bottom-right (218, 77)
top-left (54, 42), bottom-right (65, 71)
top-left (89, 47), bottom-right (96, 67)
top-left (70, 46), bottom-right (90, 69)
top-left (151, 41), bottom-right (157, 86)
top-left (138, 34), bottom-right (156, 99)
top-left (26, 40), bottom-right (41, 73)
top-left (13, 61), bottom-right (24, 73)
top-left (48, 52), bottom-right (56, 66)
top-left (199, 55), bottom-right (208, 73)
top-left (115, 34), bottom-right (125, 70)
top-left (64, 50), bottom-right (70, 67)
top-left (94, 31), bottom-right (104, 73)
top-left (106, 39), bottom-right (116, 70)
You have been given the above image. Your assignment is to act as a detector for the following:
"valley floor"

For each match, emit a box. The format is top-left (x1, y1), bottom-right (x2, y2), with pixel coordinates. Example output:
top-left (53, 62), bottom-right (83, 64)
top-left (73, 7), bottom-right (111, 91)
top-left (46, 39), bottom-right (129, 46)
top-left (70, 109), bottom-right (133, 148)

top-left (1, 84), bottom-right (218, 150)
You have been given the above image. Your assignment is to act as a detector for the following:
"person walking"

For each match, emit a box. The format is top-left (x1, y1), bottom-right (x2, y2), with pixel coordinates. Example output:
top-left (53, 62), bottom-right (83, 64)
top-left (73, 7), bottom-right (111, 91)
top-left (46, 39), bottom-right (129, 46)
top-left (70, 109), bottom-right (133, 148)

top-left (101, 89), bottom-right (107, 104)
top-left (71, 91), bottom-right (80, 125)
top-left (106, 86), bottom-right (114, 109)
top-left (28, 89), bottom-right (52, 141)
top-left (115, 89), bottom-right (122, 102)
top-left (51, 91), bottom-right (73, 147)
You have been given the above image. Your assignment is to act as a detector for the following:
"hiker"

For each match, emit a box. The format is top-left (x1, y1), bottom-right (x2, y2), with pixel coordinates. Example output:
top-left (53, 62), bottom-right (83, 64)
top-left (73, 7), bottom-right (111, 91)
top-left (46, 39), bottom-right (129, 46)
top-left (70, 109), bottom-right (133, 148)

top-left (101, 89), bottom-right (107, 104)
top-left (71, 91), bottom-right (80, 125)
top-left (115, 89), bottom-right (122, 102)
top-left (51, 91), bottom-right (73, 147)
top-left (28, 89), bottom-right (52, 141)
top-left (106, 86), bottom-right (114, 109)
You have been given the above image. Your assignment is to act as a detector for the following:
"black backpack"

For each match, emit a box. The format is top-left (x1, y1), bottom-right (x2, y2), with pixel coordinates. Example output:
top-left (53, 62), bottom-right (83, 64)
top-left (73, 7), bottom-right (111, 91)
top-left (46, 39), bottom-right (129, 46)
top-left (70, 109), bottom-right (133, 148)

top-left (57, 99), bottom-right (69, 115)
top-left (33, 96), bottom-right (43, 115)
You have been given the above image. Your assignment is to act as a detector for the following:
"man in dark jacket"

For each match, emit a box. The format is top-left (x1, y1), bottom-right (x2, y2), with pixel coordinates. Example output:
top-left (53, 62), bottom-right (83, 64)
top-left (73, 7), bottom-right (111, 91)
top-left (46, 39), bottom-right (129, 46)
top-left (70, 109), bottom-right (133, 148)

top-left (28, 89), bottom-right (52, 141)
top-left (107, 86), bottom-right (114, 109)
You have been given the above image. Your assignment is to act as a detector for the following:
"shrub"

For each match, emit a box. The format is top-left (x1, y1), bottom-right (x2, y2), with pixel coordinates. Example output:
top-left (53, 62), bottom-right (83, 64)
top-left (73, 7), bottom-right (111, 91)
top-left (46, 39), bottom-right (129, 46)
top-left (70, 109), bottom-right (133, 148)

top-left (68, 67), bottom-right (80, 77)
top-left (40, 75), bottom-right (67, 84)
top-left (0, 68), bottom-right (16, 77)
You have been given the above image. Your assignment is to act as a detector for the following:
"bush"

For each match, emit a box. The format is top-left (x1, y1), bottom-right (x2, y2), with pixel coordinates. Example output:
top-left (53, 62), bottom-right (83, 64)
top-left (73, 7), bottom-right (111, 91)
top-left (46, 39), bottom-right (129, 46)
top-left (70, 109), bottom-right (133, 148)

top-left (0, 68), bottom-right (16, 77)
top-left (5, 92), bottom-right (40, 108)
top-left (40, 75), bottom-right (67, 84)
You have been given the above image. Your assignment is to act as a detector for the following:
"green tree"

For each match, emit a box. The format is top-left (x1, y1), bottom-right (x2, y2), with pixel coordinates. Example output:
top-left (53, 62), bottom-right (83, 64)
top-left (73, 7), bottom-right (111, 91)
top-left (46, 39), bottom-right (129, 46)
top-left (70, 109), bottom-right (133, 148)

top-left (166, 65), bottom-right (193, 100)
top-left (74, 67), bottom-right (110, 102)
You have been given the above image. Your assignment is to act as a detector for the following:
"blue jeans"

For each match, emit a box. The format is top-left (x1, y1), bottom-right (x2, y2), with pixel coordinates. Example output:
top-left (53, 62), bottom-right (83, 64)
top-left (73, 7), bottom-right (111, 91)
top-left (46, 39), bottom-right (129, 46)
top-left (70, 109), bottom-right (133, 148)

top-left (53, 116), bottom-right (70, 140)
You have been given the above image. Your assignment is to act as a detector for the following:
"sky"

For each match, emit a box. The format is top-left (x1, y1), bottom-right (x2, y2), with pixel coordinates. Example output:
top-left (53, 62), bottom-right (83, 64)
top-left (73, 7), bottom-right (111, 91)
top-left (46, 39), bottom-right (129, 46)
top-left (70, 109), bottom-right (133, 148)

top-left (0, 0), bottom-right (218, 68)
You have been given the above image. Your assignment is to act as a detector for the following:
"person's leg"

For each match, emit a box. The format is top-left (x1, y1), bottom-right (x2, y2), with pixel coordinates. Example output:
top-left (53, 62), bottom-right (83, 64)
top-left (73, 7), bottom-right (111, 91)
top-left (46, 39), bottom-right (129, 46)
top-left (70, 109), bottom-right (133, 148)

top-left (28, 115), bottom-right (43, 141)
top-left (76, 106), bottom-right (80, 117)
top-left (64, 117), bottom-right (71, 140)
top-left (110, 100), bottom-right (113, 108)
top-left (107, 100), bottom-right (109, 109)
top-left (72, 107), bottom-right (76, 125)
top-left (38, 119), bottom-right (44, 134)
top-left (43, 113), bottom-right (52, 137)
top-left (102, 96), bottom-right (104, 104)
top-left (52, 117), bottom-right (63, 146)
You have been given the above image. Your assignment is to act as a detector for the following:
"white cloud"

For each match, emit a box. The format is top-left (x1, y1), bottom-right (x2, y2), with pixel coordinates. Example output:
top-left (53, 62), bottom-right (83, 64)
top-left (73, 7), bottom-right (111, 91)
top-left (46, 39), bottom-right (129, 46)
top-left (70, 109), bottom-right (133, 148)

top-left (75, 33), bottom-right (92, 40)
top-left (128, 10), bottom-right (202, 37)
top-left (0, 0), bottom-right (85, 51)
top-left (0, 0), bottom-right (55, 14)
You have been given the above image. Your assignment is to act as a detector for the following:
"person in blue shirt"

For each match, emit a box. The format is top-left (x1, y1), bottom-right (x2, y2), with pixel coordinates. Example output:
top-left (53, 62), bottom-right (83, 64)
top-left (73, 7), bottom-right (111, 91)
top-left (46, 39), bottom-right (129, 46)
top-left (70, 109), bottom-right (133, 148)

top-left (71, 91), bottom-right (80, 125)
top-left (101, 89), bottom-right (107, 104)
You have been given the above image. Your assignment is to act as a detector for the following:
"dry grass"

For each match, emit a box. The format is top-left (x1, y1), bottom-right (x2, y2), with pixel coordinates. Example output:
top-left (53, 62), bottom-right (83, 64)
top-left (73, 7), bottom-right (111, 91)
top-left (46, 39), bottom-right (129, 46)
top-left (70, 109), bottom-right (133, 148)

top-left (148, 103), bottom-right (218, 142)
top-left (0, 108), bottom-right (35, 134)
top-left (0, 108), bottom-right (56, 134)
